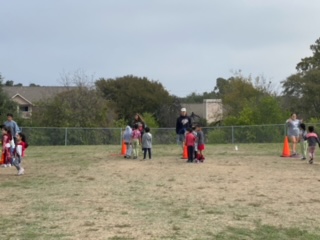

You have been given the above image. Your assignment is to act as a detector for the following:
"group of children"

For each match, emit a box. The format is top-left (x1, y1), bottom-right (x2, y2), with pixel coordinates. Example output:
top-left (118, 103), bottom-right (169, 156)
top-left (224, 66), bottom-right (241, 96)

top-left (299, 123), bottom-right (320, 164)
top-left (184, 126), bottom-right (205, 163)
top-left (123, 115), bottom-right (152, 160)
top-left (1, 125), bottom-right (28, 175)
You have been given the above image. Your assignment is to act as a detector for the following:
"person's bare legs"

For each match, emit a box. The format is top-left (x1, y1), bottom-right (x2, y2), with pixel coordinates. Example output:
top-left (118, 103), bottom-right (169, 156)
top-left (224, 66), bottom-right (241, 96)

top-left (309, 146), bottom-right (315, 164)
top-left (289, 136), bottom-right (298, 155)
top-left (178, 134), bottom-right (185, 154)
top-left (300, 139), bottom-right (307, 160)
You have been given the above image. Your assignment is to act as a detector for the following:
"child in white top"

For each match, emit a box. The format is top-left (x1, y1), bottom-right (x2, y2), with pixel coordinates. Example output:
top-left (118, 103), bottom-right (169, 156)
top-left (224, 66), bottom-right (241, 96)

top-left (123, 126), bottom-right (132, 158)
top-left (299, 123), bottom-right (307, 160)
top-left (142, 127), bottom-right (152, 160)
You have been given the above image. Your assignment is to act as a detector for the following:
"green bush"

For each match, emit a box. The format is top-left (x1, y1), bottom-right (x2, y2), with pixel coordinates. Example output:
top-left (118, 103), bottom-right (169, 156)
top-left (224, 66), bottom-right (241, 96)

top-left (206, 128), bottom-right (229, 144)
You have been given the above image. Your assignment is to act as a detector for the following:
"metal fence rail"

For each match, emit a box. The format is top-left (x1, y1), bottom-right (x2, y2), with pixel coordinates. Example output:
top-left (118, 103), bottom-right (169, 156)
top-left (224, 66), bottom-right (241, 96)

top-left (19, 123), bottom-right (318, 146)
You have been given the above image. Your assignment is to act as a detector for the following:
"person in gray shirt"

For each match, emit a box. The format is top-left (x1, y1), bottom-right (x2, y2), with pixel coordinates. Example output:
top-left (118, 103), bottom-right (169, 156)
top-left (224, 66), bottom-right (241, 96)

top-left (286, 113), bottom-right (302, 157)
top-left (4, 113), bottom-right (20, 145)
top-left (142, 127), bottom-right (152, 160)
top-left (196, 126), bottom-right (205, 162)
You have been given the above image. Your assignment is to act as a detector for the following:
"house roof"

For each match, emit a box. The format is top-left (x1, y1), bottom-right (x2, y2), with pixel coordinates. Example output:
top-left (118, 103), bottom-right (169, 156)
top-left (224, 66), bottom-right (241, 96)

top-left (12, 93), bottom-right (33, 105)
top-left (3, 86), bottom-right (76, 104)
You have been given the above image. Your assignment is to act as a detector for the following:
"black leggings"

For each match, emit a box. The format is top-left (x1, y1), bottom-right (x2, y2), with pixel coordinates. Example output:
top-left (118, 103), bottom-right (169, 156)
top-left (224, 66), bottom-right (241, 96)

top-left (187, 146), bottom-right (194, 161)
top-left (143, 148), bottom-right (152, 159)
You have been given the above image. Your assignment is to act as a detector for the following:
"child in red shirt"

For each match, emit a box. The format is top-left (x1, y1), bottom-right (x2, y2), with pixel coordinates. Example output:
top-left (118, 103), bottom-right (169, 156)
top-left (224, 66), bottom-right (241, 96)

top-left (1, 126), bottom-right (12, 168)
top-left (306, 126), bottom-right (320, 164)
top-left (185, 128), bottom-right (196, 163)
top-left (12, 132), bottom-right (28, 175)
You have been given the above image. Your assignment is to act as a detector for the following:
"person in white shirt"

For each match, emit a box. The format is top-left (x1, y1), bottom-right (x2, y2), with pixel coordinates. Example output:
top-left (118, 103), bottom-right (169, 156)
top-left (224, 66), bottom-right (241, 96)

top-left (142, 127), bottom-right (152, 160)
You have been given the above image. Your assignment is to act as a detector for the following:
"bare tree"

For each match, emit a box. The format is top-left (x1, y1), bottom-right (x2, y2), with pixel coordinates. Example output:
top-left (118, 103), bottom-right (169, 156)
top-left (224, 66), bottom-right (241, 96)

top-left (58, 69), bottom-right (95, 89)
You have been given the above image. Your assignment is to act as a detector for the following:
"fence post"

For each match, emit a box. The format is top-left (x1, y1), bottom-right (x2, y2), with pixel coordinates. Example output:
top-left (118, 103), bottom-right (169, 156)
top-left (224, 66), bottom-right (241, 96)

top-left (120, 128), bottom-right (122, 145)
top-left (232, 126), bottom-right (234, 144)
top-left (65, 128), bottom-right (68, 146)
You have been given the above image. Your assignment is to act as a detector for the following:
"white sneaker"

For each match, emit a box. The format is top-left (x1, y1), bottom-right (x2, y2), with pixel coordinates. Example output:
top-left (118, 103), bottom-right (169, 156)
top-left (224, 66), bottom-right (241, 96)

top-left (2, 164), bottom-right (7, 168)
top-left (18, 168), bottom-right (25, 175)
top-left (7, 164), bottom-right (11, 168)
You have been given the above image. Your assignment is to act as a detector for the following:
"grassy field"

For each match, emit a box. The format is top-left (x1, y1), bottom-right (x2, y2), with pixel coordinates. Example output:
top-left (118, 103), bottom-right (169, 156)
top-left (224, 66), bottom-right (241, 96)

top-left (1, 143), bottom-right (320, 240)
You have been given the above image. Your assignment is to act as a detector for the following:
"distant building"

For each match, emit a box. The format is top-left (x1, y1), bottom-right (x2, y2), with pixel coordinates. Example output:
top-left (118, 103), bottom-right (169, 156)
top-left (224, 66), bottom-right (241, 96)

top-left (182, 99), bottom-right (223, 125)
top-left (3, 86), bottom-right (75, 119)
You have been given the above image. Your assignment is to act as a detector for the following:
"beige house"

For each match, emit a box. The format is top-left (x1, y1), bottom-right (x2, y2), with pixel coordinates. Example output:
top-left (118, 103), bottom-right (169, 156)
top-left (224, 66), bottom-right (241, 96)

top-left (3, 86), bottom-right (74, 119)
top-left (182, 99), bottom-right (223, 124)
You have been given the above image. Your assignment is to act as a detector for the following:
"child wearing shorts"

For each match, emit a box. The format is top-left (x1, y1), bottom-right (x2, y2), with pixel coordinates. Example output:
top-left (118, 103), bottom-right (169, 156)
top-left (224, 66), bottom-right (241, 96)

top-left (306, 126), bottom-right (320, 164)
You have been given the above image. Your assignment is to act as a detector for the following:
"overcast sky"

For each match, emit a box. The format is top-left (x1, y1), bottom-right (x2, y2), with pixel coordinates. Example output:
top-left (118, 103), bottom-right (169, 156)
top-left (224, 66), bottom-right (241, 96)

top-left (1, 0), bottom-right (319, 97)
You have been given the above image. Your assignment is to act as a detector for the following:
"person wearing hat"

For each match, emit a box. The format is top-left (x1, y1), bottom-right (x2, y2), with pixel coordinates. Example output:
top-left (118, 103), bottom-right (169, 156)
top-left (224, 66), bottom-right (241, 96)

top-left (176, 107), bottom-right (192, 151)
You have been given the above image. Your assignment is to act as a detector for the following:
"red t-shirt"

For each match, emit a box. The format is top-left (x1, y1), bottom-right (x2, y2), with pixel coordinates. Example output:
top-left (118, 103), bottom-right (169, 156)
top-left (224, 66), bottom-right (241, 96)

top-left (185, 132), bottom-right (196, 146)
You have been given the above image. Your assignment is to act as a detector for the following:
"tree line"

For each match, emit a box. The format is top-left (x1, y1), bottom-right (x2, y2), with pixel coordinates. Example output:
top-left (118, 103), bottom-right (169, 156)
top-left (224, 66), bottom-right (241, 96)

top-left (1, 37), bottom-right (320, 127)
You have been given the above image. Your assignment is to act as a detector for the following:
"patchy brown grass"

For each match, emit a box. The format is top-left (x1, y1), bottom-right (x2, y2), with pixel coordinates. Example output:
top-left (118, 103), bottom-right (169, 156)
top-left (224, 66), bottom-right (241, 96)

top-left (1, 143), bottom-right (320, 239)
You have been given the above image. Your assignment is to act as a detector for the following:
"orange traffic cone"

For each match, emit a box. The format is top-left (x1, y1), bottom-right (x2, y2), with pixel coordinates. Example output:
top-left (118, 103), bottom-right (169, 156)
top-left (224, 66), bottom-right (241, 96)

top-left (182, 145), bottom-right (188, 159)
top-left (0, 153), bottom-right (4, 165)
top-left (121, 141), bottom-right (127, 155)
top-left (281, 136), bottom-right (291, 157)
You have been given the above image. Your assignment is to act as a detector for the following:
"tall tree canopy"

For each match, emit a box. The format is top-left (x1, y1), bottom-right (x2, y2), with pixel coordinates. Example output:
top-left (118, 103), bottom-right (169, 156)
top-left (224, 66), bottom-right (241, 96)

top-left (296, 37), bottom-right (320, 72)
top-left (96, 75), bottom-right (180, 127)
top-left (213, 73), bottom-right (286, 125)
top-left (33, 87), bottom-right (114, 127)
top-left (282, 37), bottom-right (320, 119)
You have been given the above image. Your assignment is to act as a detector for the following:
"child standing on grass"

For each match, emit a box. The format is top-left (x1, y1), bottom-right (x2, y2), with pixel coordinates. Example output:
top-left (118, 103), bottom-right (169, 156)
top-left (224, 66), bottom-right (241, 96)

top-left (192, 126), bottom-right (198, 160)
top-left (196, 126), bottom-right (205, 162)
top-left (1, 126), bottom-right (12, 168)
top-left (0, 125), bottom-right (3, 165)
top-left (142, 127), bottom-right (152, 160)
top-left (185, 128), bottom-right (196, 163)
top-left (123, 125), bottom-right (132, 158)
top-left (12, 132), bottom-right (28, 175)
top-left (306, 126), bottom-right (320, 164)
top-left (131, 124), bottom-right (142, 159)
top-left (299, 123), bottom-right (308, 160)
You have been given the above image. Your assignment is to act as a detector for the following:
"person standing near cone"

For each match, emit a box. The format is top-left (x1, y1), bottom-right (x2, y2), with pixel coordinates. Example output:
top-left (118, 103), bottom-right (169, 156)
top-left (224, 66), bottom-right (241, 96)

top-left (131, 124), bottom-right (142, 159)
top-left (185, 128), bottom-right (196, 163)
top-left (176, 108), bottom-right (192, 154)
top-left (123, 125), bottom-right (132, 158)
top-left (299, 123), bottom-right (308, 160)
top-left (286, 113), bottom-right (303, 157)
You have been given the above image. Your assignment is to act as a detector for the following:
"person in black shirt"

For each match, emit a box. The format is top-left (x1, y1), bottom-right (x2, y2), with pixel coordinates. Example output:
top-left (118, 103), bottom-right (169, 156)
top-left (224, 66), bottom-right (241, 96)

top-left (176, 108), bottom-right (192, 152)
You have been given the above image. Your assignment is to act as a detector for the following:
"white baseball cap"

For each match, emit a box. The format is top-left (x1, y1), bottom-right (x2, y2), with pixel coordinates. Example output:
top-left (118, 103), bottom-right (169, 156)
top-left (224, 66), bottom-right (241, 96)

top-left (181, 108), bottom-right (186, 112)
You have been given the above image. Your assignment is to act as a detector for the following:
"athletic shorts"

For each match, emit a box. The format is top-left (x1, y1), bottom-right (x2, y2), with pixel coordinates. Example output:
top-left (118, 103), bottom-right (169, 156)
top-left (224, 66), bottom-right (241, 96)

top-left (178, 134), bottom-right (185, 143)
top-left (198, 144), bottom-right (205, 151)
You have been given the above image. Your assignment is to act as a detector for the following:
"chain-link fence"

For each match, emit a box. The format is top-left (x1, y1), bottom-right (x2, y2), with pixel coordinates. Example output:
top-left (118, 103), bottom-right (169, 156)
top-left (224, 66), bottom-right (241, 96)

top-left (19, 123), bottom-right (318, 146)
